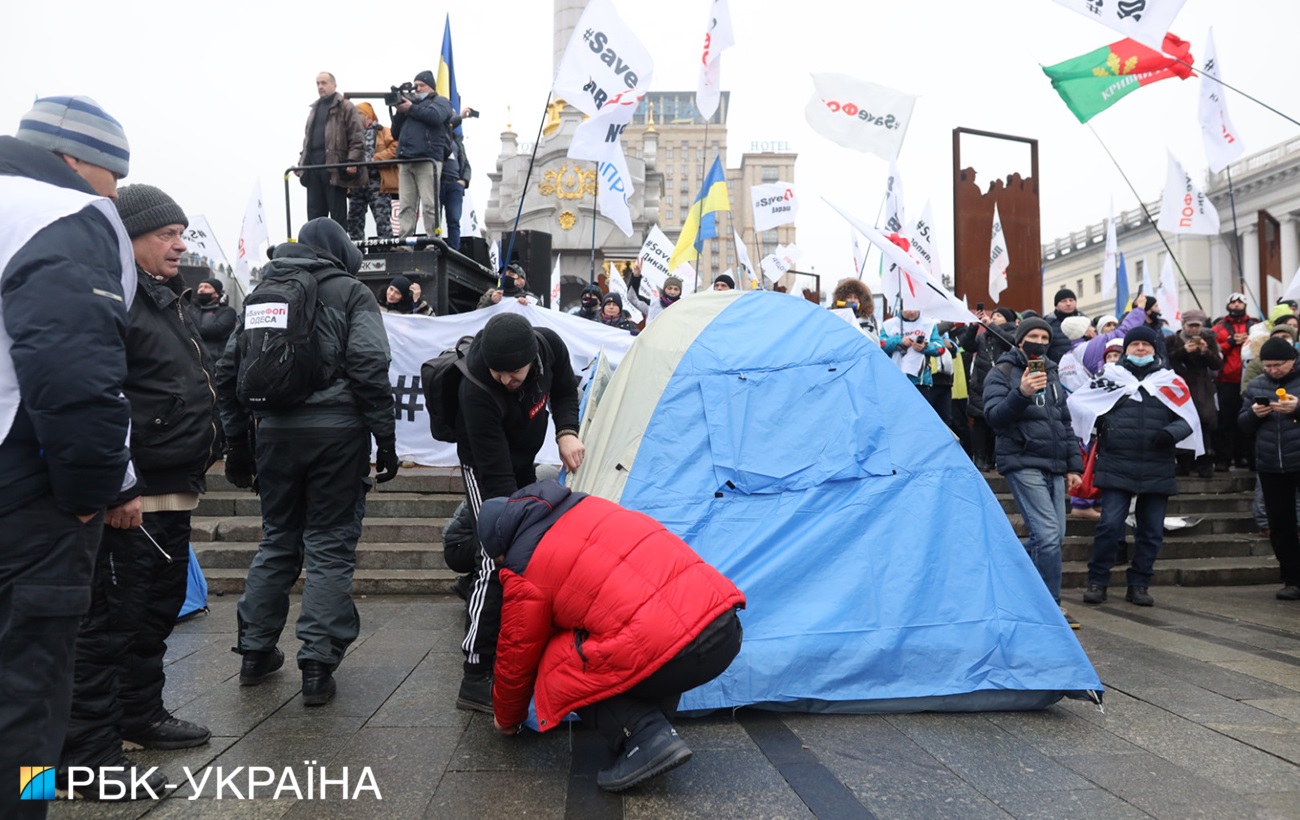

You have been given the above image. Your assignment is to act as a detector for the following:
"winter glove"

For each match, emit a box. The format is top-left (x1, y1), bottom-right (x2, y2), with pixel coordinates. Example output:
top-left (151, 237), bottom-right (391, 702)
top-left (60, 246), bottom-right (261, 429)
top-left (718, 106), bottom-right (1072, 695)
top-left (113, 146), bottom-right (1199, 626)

top-left (1150, 429), bottom-right (1176, 450)
top-left (375, 440), bottom-right (400, 484)
top-left (225, 444), bottom-right (256, 490)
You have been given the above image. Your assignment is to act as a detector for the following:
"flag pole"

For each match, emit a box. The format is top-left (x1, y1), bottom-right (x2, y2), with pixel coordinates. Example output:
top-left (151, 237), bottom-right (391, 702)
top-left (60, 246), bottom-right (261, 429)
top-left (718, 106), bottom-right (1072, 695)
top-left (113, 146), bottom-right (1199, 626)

top-left (694, 119), bottom-right (710, 286)
top-left (1085, 124), bottom-right (1203, 310)
top-left (1223, 166), bottom-right (1264, 317)
top-left (1173, 58), bottom-right (1300, 129)
top-left (503, 92), bottom-right (553, 279)
top-left (589, 164), bottom-right (599, 286)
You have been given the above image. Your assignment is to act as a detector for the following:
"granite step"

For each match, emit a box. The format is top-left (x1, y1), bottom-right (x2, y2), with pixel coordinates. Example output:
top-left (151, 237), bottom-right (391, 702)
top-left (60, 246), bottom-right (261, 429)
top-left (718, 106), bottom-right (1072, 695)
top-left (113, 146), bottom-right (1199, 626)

top-left (194, 492), bottom-right (462, 519)
top-left (195, 542), bottom-right (450, 571)
top-left (202, 567), bottom-right (461, 597)
top-left (1061, 555), bottom-right (1279, 589)
top-left (1059, 532), bottom-right (1271, 563)
top-left (1006, 511), bottom-right (1263, 539)
top-left (191, 516), bottom-right (447, 544)
top-left (204, 465), bottom-right (466, 495)
top-left (992, 492), bottom-right (1251, 515)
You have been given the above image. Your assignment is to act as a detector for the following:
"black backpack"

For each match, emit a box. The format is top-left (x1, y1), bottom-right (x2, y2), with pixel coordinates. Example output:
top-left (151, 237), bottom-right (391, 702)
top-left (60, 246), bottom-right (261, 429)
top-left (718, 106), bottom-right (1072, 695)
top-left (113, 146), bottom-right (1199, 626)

top-left (420, 330), bottom-right (554, 442)
top-left (235, 268), bottom-right (343, 411)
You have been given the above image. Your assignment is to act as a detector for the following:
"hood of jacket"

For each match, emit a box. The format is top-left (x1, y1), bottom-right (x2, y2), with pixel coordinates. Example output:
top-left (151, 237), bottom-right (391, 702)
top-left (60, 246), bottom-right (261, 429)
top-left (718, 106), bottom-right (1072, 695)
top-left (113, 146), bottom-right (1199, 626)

top-left (296, 217), bottom-right (362, 274)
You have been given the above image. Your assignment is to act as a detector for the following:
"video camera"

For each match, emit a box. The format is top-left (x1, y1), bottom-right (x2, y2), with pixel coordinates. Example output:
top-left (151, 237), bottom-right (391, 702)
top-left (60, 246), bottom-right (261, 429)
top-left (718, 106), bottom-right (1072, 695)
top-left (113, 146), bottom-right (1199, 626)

top-left (384, 82), bottom-right (419, 107)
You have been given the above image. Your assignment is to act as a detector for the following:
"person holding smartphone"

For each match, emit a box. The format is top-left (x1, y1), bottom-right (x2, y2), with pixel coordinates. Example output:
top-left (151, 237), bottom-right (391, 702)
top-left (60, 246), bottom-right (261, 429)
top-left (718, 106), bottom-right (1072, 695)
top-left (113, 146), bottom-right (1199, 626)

top-left (981, 317), bottom-right (1083, 628)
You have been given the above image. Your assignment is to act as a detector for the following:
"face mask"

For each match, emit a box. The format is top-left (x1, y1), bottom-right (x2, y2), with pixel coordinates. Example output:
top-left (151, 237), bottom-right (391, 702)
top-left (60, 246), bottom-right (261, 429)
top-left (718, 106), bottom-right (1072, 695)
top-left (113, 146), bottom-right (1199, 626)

top-left (581, 296), bottom-right (597, 308)
top-left (412, 92), bottom-right (430, 101)
top-left (1021, 341), bottom-right (1048, 359)
top-left (1228, 307), bottom-right (1245, 317)
top-left (1127, 354), bottom-right (1155, 367)
top-left (197, 292), bottom-right (216, 305)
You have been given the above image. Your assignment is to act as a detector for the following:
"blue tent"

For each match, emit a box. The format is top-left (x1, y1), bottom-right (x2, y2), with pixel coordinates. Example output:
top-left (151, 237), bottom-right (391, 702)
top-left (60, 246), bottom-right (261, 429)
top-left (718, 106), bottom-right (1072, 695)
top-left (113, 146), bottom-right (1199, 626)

top-left (177, 545), bottom-right (209, 622)
top-left (570, 290), bottom-right (1101, 712)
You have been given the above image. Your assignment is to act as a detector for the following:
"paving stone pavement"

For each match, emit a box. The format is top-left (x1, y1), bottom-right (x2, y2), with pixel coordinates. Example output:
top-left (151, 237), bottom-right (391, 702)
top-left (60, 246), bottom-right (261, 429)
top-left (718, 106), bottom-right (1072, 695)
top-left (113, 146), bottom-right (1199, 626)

top-left (47, 586), bottom-right (1300, 820)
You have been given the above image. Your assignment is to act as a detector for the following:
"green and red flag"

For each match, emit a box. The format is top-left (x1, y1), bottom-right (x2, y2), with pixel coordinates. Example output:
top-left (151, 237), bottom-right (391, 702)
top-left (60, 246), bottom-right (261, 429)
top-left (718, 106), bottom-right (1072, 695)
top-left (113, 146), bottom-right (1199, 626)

top-left (1043, 33), bottom-right (1194, 123)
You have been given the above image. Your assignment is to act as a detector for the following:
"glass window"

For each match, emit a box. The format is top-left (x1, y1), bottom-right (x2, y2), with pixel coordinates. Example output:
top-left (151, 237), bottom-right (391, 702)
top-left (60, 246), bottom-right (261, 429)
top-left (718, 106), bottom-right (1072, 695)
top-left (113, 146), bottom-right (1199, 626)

top-left (666, 164), bottom-right (674, 175)
top-left (665, 148), bottom-right (673, 159)
top-left (1094, 273), bottom-right (1101, 291)
top-left (761, 167), bottom-right (779, 182)
top-left (1076, 278), bottom-right (1083, 296)
top-left (666, 194), bottom-right (674, 206)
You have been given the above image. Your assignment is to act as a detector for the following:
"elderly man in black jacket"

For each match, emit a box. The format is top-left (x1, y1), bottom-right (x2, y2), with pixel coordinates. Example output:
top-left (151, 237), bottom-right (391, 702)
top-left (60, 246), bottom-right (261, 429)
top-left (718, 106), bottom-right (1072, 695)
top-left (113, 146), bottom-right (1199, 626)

top-left (1045, 288), bottom-right (1086, 363)
top-left (1240, 337), bottom-right (1300, 600)
top-left (60, 184), bottom-right (217, 798)
top-left (983, 317), bottom-right (1083, 627)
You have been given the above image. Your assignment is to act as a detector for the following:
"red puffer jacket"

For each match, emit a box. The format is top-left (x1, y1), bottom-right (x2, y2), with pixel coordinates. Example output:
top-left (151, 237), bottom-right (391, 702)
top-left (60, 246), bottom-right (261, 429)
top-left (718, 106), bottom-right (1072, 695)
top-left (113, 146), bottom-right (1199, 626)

top-left (1214, 314), bottom-right (1253, 384)
top-left (493, 494), bottom-right (746, 731)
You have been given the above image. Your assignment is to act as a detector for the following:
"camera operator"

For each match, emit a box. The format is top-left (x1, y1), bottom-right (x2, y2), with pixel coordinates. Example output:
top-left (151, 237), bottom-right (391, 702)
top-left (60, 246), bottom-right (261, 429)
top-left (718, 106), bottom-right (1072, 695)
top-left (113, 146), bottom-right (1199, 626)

top-left (441, 107), bottom-right (477, 252)
top-left (391, 70), bottom-right (454, 239)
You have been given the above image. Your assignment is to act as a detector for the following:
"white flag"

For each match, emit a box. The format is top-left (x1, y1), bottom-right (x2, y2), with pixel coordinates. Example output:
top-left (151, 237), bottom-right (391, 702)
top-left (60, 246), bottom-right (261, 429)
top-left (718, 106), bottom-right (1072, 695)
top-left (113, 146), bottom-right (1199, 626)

top-left (1282, 266), bottom-right (1300, 304)
top-left (733, 229), bottom-right (758, 288)
top-left (695, 0), bottom-right (734, 121)
top-left (1157, 254), bottom-right (1182, 329)
top-left (851, 229), bottom-right (865, 278)
top-left (1101, 203), bottom-right (1118, 298)
top-left (1157, 152), bottom-right (1221, 235)
top-left (489, 240), bottom-right (500, 272)
top-left (750, 182), bottom-right (798, 232)
top-left (673, 261), bottom-right (699, 293)
top-left (759, 253), bottom-right (791, 284)
top-left (905, 200), bottom-right (942, 280)
top-left (181, 214), bottom-right (230, 269)
top-left (637, 225), bottom-right (674, 294)
top-left (460, 191), bottom-right (483, 239)
top-left (550, 256), bottom-right (563, 311)
top-left (989, 203), bottom-right (1009, 302)
top-left (804, 74), bottom-right (916, 162)
top-left (1198, 29), bottom-right (1245, 174)
top-left (1050, 0), bottom-right (1189, 52)
top-left (1142, 254), bottom-right (1155, 297)
top-left (235, 182), bottom-right (268, 295)
top-left (884, 162), bottom-right (905, 234)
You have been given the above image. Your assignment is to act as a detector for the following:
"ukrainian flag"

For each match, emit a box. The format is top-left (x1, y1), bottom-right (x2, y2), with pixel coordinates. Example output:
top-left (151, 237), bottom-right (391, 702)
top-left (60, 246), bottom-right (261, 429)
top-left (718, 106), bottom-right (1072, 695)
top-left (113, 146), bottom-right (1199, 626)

top-left (437, 15), bottom-right (461, 132)
top-left (671, 156), bottom-right (731, 269)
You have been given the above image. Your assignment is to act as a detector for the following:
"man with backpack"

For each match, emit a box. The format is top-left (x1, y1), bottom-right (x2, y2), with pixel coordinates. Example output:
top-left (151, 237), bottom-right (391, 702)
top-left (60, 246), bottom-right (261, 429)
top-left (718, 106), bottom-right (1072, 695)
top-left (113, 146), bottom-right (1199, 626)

top-left (430, 312), bottom-right (583, 714)
top-left (215, 217), bottom-right (398, 707)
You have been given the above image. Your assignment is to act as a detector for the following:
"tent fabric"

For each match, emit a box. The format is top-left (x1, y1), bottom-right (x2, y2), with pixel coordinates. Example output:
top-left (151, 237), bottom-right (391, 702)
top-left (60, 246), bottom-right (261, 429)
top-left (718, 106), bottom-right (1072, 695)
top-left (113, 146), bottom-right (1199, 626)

top-left (177, 545), bottom-right (209, 622)
top-left (570, 290), bottom-right (1102, 713)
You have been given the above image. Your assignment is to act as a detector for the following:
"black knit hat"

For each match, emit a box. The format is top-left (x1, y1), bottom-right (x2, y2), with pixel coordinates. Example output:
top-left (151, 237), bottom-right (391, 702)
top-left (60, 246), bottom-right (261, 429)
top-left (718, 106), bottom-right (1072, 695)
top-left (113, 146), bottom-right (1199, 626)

top-left (479, 313), bottom-right (538, 372)
top-left (1053, 288), bottom-right (1076, 306)
top-left (202, 278), bottom-right (223, 294)
top-left (1122, 324), bottom-right (1160, 351)
top-left (115, 184), bottom-right (187, 239)
top-left (713, 273), bottom-right (735, 289)
top-left (602, 292), bottom-right (623, 308)
top-left (414, 70), bottom-right (436, 88)
top-left (1261, 337), bottom-right (1299, 361)
top-left (993, 307), bottom-right (1018, 324)
top-left (1015, 317), bottom-right (1052, 344)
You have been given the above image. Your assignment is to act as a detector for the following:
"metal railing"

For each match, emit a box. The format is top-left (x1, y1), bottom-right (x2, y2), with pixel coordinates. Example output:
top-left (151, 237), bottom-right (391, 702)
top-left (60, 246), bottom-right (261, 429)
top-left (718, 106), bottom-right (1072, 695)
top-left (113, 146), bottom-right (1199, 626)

top-left (282, 158), bottom-right (440, 241)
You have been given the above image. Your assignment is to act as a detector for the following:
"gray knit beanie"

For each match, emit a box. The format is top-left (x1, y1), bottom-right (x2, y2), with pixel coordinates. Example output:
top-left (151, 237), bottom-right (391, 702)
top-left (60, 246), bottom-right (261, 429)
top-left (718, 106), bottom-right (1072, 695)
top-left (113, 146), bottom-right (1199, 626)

top-left (17, 96), bottom-right (130, 178)
top-left (114, 185), bottom-right (188, 239)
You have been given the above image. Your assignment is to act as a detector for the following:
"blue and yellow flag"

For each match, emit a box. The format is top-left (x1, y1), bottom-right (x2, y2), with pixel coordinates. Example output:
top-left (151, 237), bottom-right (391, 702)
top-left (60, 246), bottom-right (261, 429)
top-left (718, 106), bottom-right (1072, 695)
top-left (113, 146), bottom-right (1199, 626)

top-left (437, 15), bottom-right (461, 132)
top-left (671, 156), bottom-right (731, 269)
top-left (1114, 252), bottom-right (1129, 315)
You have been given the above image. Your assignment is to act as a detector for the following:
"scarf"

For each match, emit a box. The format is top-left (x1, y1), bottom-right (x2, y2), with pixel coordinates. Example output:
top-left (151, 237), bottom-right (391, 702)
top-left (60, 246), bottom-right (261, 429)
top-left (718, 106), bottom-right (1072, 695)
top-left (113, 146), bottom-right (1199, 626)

top-left (1067, 362), bottom-right (1204, 456)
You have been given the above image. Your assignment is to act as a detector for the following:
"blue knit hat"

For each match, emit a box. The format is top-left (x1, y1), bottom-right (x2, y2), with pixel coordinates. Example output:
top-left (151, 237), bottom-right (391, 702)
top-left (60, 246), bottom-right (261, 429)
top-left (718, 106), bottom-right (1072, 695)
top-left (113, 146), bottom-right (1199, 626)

top-left (16, 96), bottom-right (129, 178)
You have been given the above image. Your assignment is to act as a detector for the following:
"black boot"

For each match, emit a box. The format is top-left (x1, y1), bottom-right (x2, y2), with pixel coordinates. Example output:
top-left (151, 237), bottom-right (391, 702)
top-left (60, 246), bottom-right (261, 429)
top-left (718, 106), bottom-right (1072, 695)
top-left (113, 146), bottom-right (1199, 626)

top-left (456, 668), bottom-right (493, 714)
top-left (1125, 586), bottom-right (1155, 607)
top-left (596, 712), bottom-right (693, 792)
top-left (301, 661), bottom-right (336, 706)
top-left (237, 647), bottom-right (285, 686)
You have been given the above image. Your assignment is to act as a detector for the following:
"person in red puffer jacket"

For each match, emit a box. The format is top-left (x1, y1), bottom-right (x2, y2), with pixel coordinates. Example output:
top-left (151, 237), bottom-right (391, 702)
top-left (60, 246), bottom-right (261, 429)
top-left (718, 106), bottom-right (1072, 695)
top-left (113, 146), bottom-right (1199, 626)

top-left (1214, 293), bottom-right (1257, 469)
top-left (477, 479), bottom-right (745, 793)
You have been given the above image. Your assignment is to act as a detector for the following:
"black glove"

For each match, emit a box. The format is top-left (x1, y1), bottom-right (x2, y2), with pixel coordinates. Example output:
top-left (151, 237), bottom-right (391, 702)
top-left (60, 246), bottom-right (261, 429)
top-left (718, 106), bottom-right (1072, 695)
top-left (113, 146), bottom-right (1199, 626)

top-left (375, 441), bottom-right (400, 484)
top-left (1150, 429), bottom-right (1176, 450)
top-left (225, 444), bottom-right (256, 489)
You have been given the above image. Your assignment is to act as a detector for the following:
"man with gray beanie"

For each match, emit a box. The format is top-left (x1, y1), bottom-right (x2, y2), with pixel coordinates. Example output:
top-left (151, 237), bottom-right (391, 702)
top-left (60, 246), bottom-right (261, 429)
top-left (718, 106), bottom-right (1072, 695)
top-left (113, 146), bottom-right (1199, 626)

top-left (391, 70), bottom-right (454, 239)
top-left (0, 95), bottom-right (137, 814)
top-left (215, 217), bottom-right (398, 707)
top-left (452, 311), bottom-right (584, 713)
top-left (59, 184), bottom-right (215, 798)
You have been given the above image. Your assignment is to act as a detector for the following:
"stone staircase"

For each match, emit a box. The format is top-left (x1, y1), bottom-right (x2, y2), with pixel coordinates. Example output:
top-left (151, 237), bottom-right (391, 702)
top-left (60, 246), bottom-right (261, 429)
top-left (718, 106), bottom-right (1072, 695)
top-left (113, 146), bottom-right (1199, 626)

top-left (194, 466), bottom-right (1276, 596)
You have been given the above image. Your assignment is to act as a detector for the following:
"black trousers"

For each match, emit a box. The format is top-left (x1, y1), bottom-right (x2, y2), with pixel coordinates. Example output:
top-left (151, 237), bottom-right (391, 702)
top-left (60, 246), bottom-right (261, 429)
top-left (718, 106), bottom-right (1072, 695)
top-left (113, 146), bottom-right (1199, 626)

top-left (1215, 384), bottom-right (1248, 466)
top-left (1260, 471), bottom-right (1300, 587)
top-left (970, 415), bottom-right (996, 469)
top-left (0, 496), bottom-right (100, 820)
top-left (577, 609), bottom-right (743, 752)
top-left (304, 170), bottom-right (348, 227)
top-left (62, 509), bottom-right (190, 766)
top-left (459, 463), bottom-right (511, 672)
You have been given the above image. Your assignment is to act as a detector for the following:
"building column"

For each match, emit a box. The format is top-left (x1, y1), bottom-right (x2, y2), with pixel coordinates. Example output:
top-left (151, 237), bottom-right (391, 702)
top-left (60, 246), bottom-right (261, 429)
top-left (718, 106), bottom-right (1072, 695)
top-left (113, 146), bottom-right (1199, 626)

top-left (1241, 224), bottom-right (1260, 306)
top-left (1281, 215), bottom-right (1300, 284)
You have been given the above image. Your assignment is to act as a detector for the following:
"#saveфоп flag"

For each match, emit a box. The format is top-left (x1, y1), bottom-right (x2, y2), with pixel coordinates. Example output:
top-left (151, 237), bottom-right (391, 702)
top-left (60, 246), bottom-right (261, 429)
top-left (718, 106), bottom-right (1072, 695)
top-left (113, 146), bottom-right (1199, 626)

top-left (1042, 33), bottom-right (1194, 123)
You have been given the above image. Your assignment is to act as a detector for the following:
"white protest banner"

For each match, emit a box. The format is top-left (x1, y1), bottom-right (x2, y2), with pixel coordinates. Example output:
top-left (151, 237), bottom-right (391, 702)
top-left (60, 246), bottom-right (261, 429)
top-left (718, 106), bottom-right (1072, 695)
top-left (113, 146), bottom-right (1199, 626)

top-left (182, 215), bottom-right (230, 269)
top-left (1050, 0), bottom-right (1189, 52)
top-left (696, 0), bottom-right (735, 120)
top-left (235, 182), bottom-right (268, 295)
top-left (489, 240), bottom-right (500, 272)
top-left (382, 302), bottom-right (634, 466)
top-left (733, 229), bottom-right (758, 288)
top-left (1157, 151), bottom-right (1221, 235)
top-left (750, 182), bottom-right (798, 233)
top-left (637, 225), bottom-right (673, 295)
top-left (1283, 266), bottom-right (1300, 304)
top-left (804, 73), bottom-right (916, 161)
top-left (460, 190), bottom-right (483, 238)
top-left (1101, 202), bottom-right (1118, 298)
top-left (905, 200), bottom-right (942, 279)
top-left (884, 162), bottom-right (905, 234)
top-left (759, 253), bottom-right (790, 284)
top-left (1199, 29), bottom-right (1244, 174)
top-left (1157, 254), bottom-right (1182, 329)
top-left (989, 204), bottom-right (1009, 302)
top-left (550, 256), bottom-right (563, 311)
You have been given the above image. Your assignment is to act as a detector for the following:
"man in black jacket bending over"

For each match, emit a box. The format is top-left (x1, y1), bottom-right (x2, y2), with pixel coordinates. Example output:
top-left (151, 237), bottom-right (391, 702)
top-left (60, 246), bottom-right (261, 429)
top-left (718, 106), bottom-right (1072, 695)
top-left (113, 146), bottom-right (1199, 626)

top-left (454, 312), bottom-right (584, 712)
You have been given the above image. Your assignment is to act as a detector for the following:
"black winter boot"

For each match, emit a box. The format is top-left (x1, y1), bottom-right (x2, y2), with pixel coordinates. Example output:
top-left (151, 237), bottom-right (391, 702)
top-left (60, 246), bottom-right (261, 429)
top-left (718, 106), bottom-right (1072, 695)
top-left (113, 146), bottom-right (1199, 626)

top-left (301, 661), bottom-right (336, 706)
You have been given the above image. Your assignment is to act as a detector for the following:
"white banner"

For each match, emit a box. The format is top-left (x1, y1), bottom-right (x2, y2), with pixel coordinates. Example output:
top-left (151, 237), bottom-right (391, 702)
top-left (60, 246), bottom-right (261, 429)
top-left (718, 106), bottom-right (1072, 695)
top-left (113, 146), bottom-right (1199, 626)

top-left (804, 73), bottom-right (916, 161)
top-left (181, 214), bottom-right (230, 269)
top-left (1157, 151), bottom-right (1221, 235)
top-left (750, 182), bottom-right (798, 232)
top-left (637, 225), bottom-right (673, 295)
top-left (695, 0), bottom-right (735, 121)
top-left (1101, 202), bottom-right (1118, 298)
top-left (1050, 0), bottom-right (1189, 52)
top-left (383, 302), bottom-right (634, 465)
top-left (460, 190), bottom-right (483, 239)
top-left (905, 200), bottom-right (942, 279)
top-left (550, 255), bottom-right (562, 311)
top-left (235, 182), bottom-right (268, 296)
top-left (1199, 28), bottom-right (1245, 173)
top-left (489, 240), bottom-right (500, 272)
top-left (989, 203), bottom-right (1009, 302)
top-left (733, 229), bottom-right (758, 289)
top-left (1157, 254), bottom-right (1182, 329)
top-left (884, 161), bottom-right (905, 234)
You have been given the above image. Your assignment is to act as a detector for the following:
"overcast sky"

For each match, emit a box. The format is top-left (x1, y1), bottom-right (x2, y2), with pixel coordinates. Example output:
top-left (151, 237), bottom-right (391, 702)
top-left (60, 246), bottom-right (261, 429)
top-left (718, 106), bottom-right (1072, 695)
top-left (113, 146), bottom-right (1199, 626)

top-left (5, 0), bottom-right (1296, 287)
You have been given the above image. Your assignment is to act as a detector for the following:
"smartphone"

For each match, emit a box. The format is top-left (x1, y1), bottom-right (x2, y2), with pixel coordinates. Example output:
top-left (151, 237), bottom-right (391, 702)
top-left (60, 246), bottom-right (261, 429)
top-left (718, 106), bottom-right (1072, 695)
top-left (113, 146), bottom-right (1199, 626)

top-left (1255, 396), bottom-right (1274, 406)
top-left (976, 302), bottom-right (985, 312)
top-left (1026, 359), bottom-right (1046, 374)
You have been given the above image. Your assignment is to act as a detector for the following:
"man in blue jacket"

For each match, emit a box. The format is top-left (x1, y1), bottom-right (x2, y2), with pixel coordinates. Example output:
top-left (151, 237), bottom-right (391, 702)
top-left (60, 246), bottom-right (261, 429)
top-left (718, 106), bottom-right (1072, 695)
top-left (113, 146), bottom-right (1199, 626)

top-left (392, 70), bottom-right (454, 239)
top-left (983, 317), bottom-right (1084, 629)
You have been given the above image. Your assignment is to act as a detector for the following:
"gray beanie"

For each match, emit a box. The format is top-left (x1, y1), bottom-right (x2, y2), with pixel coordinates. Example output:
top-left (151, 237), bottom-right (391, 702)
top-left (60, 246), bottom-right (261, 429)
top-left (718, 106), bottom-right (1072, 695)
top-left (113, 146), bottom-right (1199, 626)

top-left (17, 95), bottom-right (130, 178)
top-left (1015, 317), bottom-right (1053, 344)
top-left (114, 184), bottom-right (187, 239)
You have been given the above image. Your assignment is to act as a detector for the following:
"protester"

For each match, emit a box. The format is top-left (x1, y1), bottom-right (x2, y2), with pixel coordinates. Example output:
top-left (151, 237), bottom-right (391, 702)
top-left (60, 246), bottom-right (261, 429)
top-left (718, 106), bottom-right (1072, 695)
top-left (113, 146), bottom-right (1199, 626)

top-left (1167, 309), bottom-right (1222, 478)
top-left (571, 282), bottom-right (604, 320)
top-left (451, 313), bottom-right (583, 713)
top-left (1071, 325), bottom-right (1196, 608)
top-left (1214, 293), bottom-right (1257, 470)
top-left (1242, 324), bottom-right (1299, 388)
top-left (712, 273), bottom-right (735, 291)
top-left (982, 317), bottom-right (1083, 628)
top-left (192, 278), bottom-right (237, 363)
top-left (0, 95), bottom-right (135, 816)
top-left (829, 278), bottom-right (877, 340)
top-left (441, 116), bottom-right (471, 251)
top-left (1241, 337), bottom-right (1300, 600)
top-left (380, 274), bottom-right (417, 314)
top-left (598, 292), bottom-right (640, 335)
top-left (392, 70), bottom-right (454, 239)
top-left (59, 184), bottom-right (217, 798)
top-left (1045, 288), bottom-right (1085, 362)
top-left (1081, 303), bottom-right (1151, 375)
top-left (479, 480), bottom-right (744, 792)
top-left (297, 72), bottom-right (365, 226)
top-left (625, 265), bottom-right (683, 324)
top-left (216, 218), bottom-right (398, 707)
top-left (409, 280), bottom-right (435, 316)
top-left (345, 102), bottom-right (394, 241)
top-left (882, 309), bottom-right (945, 403)
top-left (1056, 315), bottom-right (1093, 392)
top-left (962, 307), bottom-right (1017, 472)
top-left (478, 263), bottom-right (534, 308)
